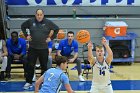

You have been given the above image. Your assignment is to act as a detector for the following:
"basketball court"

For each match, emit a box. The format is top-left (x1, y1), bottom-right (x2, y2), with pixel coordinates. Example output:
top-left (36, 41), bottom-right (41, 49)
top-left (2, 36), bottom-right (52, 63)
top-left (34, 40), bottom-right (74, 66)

top-left (1, 0), bottom-right (140, 93)
top-left (1, 63), bottom-right (140, 93)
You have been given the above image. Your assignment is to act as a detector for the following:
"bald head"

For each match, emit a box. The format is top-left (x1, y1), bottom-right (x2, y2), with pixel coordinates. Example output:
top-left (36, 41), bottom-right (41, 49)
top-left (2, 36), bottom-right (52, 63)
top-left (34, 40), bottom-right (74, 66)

top-left (36, 9), bottom-right (44, 14)
top-left (35, 9), bottom-right (44, 22)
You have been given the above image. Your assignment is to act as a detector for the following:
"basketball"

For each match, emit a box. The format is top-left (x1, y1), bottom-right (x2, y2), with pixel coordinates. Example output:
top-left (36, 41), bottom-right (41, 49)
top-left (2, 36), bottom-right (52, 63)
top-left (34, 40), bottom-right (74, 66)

top-left (19, 31), bottom-right (26, 39)
top-left (57, 29), bottom-right (65, 39)
top-left (76, 30), bottom-right (90, 44)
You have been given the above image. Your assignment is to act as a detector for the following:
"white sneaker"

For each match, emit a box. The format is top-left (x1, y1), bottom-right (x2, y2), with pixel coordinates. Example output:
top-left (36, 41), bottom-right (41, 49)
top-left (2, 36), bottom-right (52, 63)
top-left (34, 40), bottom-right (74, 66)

top-left (23, 83), bottom-right (32, 90)
top-left (79, 75), bottom-right (85, 82)
top-left (32, 74), bottom-right (36, 82)
top-left (35, 64), bottom-right (40, 68)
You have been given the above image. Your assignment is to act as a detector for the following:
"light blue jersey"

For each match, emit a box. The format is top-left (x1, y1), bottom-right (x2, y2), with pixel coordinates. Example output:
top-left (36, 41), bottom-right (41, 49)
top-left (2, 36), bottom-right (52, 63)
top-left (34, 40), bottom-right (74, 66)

top-left (39, 67), bottom-right (69, 93)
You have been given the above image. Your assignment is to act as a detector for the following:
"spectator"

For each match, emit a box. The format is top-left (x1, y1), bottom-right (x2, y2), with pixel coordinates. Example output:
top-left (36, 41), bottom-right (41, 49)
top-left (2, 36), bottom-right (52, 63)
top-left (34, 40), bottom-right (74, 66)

top-left (57, 31), bottom-right (85, 81)
top-left (6, 31), bottom-right (27, 79)
top-left (0, 37), bottom-right (8, 80)
top-left (21, 9), bottom-right (59, 89)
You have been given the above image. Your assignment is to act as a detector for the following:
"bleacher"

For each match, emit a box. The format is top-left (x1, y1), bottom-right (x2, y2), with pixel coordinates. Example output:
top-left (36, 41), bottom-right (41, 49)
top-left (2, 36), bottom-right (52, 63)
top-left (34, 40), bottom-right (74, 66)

top-left (7, 5), bottom-right (140, 61)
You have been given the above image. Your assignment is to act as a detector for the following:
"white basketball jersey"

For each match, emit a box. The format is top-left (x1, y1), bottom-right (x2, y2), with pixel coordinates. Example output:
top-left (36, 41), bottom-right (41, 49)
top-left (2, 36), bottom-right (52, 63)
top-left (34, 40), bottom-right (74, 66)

top-left (92, 57), bottom-right (111, 86)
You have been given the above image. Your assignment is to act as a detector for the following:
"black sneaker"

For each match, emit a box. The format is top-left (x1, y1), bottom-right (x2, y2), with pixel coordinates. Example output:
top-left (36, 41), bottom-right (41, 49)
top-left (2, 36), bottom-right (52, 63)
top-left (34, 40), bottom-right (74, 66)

top-left (0, 71), bottom-right (4, 79)
top-left (0, 71), bottom-right (7, 81)
top-left (5, 73), bottom-right (11, 80)
top-left (0, 77), bottom-right (6, 81)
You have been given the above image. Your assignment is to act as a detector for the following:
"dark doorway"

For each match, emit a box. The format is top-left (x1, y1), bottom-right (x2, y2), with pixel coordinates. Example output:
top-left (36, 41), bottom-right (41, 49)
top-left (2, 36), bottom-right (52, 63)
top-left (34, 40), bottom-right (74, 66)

top-left (109, 40), bottom-right (131, 58)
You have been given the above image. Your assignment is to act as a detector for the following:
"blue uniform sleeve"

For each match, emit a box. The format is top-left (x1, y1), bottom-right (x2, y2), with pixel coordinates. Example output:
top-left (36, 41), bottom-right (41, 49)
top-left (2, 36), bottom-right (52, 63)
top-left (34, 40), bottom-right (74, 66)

top-left (74, 41), bottom-right (78, 53)
top-left (48, 41), bottom-right (53, 49)
top-left (21, 39), bottom-right (27, 55)
top-left (58, 40), bottom-right (63, 51)
top-left (6, 39), bottom-right (13, 56)
top-left (61, 73), bottom-right (69, 85)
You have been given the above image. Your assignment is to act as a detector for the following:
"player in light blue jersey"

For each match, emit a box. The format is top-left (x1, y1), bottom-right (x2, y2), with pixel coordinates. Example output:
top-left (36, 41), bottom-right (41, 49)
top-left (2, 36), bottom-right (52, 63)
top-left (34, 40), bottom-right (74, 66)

top-left (35, 56), bottom-right (75, 93)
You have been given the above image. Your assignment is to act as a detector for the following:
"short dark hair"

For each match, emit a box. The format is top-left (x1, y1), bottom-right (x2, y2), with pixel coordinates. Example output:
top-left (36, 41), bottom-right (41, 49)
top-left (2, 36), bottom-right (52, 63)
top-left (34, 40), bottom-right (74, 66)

top-left (35, 9), bottom-right (44, 14)
top-left (11, 31), bottom-right (18, 36)
top-left (55, 56), bottom-right (68, 66)
top-left (67, 31), bottom-right (74, 35)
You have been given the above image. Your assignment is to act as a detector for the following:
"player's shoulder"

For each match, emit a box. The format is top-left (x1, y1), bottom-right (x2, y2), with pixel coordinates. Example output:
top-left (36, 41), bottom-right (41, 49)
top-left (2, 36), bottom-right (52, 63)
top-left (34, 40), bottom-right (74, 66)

top-left (48, 68), bottom-right (55, 71)
top-left (72, 39), bottom-right (78, 45)
top-left (19, 38), bottom-right (26, 41)
top-left (18, 38), bottom-right (26, 43)
top-left (6, 38), bottom-right (11, 44)
top-left (73, 39), bottom-right (78, 43)
top-left (61, 72), bottom-right (69, 79)
top-left (59, 39), bottom-right (66, 44)
top-left (48, 68), bottom-right (63, 73)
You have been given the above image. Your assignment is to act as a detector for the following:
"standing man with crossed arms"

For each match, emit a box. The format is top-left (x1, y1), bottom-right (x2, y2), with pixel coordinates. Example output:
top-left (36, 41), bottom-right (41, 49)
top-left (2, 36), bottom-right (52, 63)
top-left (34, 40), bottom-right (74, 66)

top-left (21, 9), bottom-right (59, 89)
top-left (88, 37), bottom-right (113, 93)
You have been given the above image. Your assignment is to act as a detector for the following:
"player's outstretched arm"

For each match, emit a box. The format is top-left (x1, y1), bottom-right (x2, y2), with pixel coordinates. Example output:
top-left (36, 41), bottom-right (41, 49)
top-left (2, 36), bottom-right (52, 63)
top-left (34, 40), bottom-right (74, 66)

top-left (101, 37), bottom-right (113, 64)
top-left (87, 41), bottom-right (95, 65)
top-left (35, 75), bottom-right (44, 93)
top-left (65, 84), bottom-right (75, 93)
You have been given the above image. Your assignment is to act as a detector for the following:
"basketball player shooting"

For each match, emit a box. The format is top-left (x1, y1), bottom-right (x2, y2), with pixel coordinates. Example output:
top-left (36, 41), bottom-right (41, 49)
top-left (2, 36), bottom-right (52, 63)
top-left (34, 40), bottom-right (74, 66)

top-left (87, 37), bottom-right (114, 93)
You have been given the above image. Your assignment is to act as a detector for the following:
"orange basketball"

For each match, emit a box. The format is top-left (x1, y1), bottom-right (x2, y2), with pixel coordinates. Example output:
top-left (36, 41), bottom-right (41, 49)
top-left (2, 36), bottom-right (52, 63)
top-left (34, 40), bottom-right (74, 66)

top-left (76, 30), bottom-right (90, 44)
top-left (57, 29), bottom-right (65, 39)
top-left (19, 31), bottom-right (26, 39)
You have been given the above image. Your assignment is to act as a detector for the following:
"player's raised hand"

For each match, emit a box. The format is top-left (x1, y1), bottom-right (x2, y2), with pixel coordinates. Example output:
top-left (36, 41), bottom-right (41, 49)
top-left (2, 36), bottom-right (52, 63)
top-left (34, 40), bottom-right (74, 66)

top-left (87, 41), bottom-right (93, 48)
top-left (101, 37), bottom-right (107, 45)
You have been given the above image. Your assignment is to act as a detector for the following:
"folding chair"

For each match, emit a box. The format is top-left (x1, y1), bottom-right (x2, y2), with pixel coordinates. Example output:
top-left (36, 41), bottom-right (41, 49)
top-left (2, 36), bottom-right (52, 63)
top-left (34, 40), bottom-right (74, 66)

top-left (82, 43), bottom-right (96, 79)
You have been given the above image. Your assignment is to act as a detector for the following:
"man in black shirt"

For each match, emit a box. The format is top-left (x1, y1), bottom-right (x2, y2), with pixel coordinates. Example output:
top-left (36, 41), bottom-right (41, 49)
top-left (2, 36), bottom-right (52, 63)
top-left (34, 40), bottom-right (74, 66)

top-left (21, 9), bottom-right (59, 89)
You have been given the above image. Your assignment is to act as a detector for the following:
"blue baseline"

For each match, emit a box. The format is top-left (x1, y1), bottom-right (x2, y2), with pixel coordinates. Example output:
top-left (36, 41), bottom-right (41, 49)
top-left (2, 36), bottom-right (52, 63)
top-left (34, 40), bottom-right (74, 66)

top-left (0, 80), bottom-right (140, 92)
